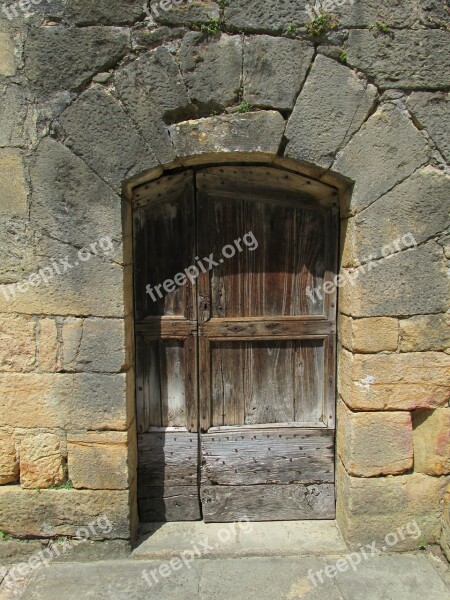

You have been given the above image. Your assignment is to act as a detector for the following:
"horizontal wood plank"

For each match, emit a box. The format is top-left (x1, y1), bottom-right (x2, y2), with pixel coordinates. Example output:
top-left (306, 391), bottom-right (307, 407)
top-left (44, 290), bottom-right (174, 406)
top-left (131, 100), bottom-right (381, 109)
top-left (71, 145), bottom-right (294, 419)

top-left (201, 319), bottom-right (334, 337)
top-left (136, 318), bottom-right (196, 338)
top-left (201, 429), bottom-right (334, 486)
top-left (196, 166), bottom-right (337, 207)
top-left (138, 432), bottom-right (199, 486)
top-left (139, 485), bottom-right (201, 522)
top-left (201, 483), bottom-right (335, 522)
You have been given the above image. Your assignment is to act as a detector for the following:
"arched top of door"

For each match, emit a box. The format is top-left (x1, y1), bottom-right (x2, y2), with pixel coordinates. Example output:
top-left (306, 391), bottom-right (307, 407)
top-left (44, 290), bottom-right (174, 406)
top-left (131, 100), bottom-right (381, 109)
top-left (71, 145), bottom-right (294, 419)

top-left (130, 162), bottom-right (340, 211)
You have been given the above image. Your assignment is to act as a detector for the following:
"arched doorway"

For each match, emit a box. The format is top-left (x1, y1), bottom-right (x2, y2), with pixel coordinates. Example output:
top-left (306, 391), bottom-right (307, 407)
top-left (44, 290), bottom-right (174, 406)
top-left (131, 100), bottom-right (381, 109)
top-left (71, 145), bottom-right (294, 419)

top-left (133, 165), bottom-right (338, 523)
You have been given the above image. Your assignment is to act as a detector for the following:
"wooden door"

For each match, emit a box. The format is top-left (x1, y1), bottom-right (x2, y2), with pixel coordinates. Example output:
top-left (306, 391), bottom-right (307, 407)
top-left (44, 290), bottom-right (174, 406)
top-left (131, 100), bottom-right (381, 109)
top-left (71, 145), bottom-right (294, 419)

top-left (134, 171), bottom-right (201, 522)
top-left (133, 166), bottom-right (338, 523)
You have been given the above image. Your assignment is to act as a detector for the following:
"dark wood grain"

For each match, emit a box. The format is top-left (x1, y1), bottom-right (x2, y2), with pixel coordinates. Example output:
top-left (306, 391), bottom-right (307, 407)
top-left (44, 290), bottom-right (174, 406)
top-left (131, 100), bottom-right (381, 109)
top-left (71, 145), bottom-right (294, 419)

top-left (139, 485), bottom-right (201, 521)
top-left (201, 428), bottom-right (334, 486)
top-left (138, 431), bottom-right (199, 486)
top-left (201, 483), bottom-right (335, 522)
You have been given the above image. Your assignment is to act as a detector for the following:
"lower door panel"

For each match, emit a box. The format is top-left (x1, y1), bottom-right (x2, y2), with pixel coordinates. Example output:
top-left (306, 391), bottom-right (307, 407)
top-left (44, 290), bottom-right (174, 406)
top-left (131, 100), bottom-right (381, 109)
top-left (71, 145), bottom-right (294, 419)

top-left (138, 430), bottom-right (201, 521)
top-left (200, 427), bottom-right (335, 522)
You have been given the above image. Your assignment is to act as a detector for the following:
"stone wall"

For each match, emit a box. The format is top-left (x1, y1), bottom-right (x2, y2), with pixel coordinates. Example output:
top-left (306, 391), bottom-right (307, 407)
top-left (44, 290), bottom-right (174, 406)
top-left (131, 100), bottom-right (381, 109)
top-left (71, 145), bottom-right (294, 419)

top-left (0, 0), bottom-right (449, 554)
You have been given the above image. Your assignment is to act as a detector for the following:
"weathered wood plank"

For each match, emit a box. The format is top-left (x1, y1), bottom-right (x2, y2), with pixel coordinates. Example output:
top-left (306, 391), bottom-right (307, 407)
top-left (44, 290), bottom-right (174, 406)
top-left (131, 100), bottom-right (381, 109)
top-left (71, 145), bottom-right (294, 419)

top-left (295, 340), bottom-right (324, 423)
top-left (201, 483), bottom-right (335, 522)
top-left (201, 429), bottom-right (334, 485)
top-left (135, 318), bottom-right (196, 338)
top-left (136, 336), bottom-right (161, 432)
top-left (138, 432), bottom-right (199, 486)
top-left (160, 340), bottom-right (186, 427)
top-left (138, 486), bottom-right (201, 522)
top-left (196, 166), bottom-right (338, 207)
top-left (201, 318), bottom-right (334, 338)
top-left (133, 170), bottom-right (196, 322)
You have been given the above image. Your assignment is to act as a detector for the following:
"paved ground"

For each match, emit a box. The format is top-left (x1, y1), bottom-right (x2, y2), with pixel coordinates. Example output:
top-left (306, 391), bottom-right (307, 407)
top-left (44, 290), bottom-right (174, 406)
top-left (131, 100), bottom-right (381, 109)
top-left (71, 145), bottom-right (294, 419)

top-left (2, 553), bottom-right (450, 599)
top-left (1, 522), bottom-right (450, 599)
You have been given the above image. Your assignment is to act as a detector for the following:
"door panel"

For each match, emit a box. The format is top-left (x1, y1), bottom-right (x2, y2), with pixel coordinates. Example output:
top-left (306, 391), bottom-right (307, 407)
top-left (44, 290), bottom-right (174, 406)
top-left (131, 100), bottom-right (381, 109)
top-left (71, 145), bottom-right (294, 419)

top-left (197, 166), bottom-right (337, 521)
top-left (134, 172), bottom-right (200, 521)
top-left (133, 166), bottom-right (338, 523)
top-left (209, 339), bottom-right (327, 427)
top-left (201, 484), bottom-right (335, 522)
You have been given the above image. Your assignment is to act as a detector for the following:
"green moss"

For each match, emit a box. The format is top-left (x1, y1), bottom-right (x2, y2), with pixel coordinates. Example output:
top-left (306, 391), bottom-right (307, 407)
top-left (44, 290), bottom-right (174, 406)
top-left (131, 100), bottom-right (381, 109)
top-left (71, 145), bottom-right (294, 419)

top-left (236, 101), bottom-right (253, 114)
top-left (306, 13), bottom-right (338, 37)
top-left (285, 22), bottom-right (298, 35)
top-left (370, 20), bottom-right (391, 33)
top-left (194, 18), bottom-right (222, 35)
top-left (49, 480), bottom-right (73, 490)
top-left (0, 531), bottom-right (12, 541)
top-left (338, 50), bottom-right (347, 64)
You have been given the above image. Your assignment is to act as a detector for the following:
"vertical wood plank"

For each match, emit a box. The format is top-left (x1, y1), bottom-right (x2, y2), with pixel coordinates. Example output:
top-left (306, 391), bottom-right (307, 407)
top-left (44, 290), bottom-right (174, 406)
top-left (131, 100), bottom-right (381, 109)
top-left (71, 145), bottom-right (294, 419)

top-left (294, 340), bottom-right (324, 423)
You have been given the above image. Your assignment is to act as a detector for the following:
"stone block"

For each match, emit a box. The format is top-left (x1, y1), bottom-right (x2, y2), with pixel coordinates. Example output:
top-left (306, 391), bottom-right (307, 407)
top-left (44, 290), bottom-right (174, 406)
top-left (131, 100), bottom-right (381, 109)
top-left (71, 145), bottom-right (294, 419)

top-left (67, 429), bottom-right (135, 490)
top-left (224, 0), bottom-right (309, 33)
top-left (60, 86), bottom-right (158, 191)
top-left (407, 92), bottom-right (449, 162)
top-left (337, 400), bottom-right (413, 476)
top-left (0, 83), bottom-right (27, 147)
top-left (442, 486), bottom-right (450, 561)
top-left (243, 36), bottom-right (314, 111)
top-left (0, 373), bottom-right (129, 430)
top-left (418, 0), bottom-right (450, 25)
top-left (24, 26), bottom-right (129, 93)
top-left (151, 0), bottom-right (219, 26)
top-left (61, 317), bottom-right (126, 373)
top-left (0, 233), bottom-right (125, 317)
top-left (179, 33), bottom-right (242, 112)
top-left (343, 167), bottom-right (450, 266)
top-left (347, 29), bottom-right (450, 90)
top-left (0, 218), bottom-right (35, 286)
top-left (19, 433), bottom-right (64, 489)
top-left (334, 105), bottom-right (430, 214)
top-left (113, 59), bottom-right (178, 164)
top-left (132, 46), bottom-right (192, 122)
top-left (30, 138), bottom-right (123, 256)
top-left (0, 487), bottom-right (132, 538)
top-left (169, 111), bottom-right (286, 163)
top-left (413, 408), bottom-right (450, 476)
top-left (0, 148), bottom-right (28, 214)
top-left (0, 31), bottom-right (15, 76)
top-left (339, 349), bottom-right (450, 410)
top-left (38, 318), bottom-right (59, 372)
top-left (337, 461), bottom-right (447, 549)
top-left (225, 0), bottom-right (417, 32)
top-left (0, 432), bottom-right (18, 485)
top-left (286, 55), bottom-right (377, 168)
top-left (339, 316), bottom-right (398, 353)
top-left (339, 242), bottom-right (449, 317)
top-left (66, 0), bottom-right (145, 25)
top-left (400, 314), bottom-right (450, 353)
top-left (0, 315), bottom-right (36, 372)
top-left (336, 0), bottom-right (418, 27)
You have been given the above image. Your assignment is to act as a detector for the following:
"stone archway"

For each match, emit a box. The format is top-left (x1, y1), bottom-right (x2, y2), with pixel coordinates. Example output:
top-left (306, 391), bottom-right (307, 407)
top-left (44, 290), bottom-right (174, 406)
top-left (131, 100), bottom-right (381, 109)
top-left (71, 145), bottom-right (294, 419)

top-left (1, 22), bottom-right (448, 555)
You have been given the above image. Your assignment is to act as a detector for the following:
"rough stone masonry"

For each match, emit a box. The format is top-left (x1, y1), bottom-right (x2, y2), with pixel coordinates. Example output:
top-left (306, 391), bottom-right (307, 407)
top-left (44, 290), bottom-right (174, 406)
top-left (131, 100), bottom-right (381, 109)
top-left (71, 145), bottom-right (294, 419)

top-left (0, 0), bottom-right (449, 560)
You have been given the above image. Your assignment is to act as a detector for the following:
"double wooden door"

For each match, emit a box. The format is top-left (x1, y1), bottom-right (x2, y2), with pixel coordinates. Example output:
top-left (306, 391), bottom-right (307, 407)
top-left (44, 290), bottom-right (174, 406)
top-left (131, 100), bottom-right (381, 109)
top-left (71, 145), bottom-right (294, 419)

top-left (133, 167), bottom-right (338, 522)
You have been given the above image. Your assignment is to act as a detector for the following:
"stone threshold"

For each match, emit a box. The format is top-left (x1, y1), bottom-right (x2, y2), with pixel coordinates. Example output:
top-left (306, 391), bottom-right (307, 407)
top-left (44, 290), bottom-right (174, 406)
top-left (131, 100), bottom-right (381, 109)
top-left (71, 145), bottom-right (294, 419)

top-left (132, 520), bottom-right (348, 560)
